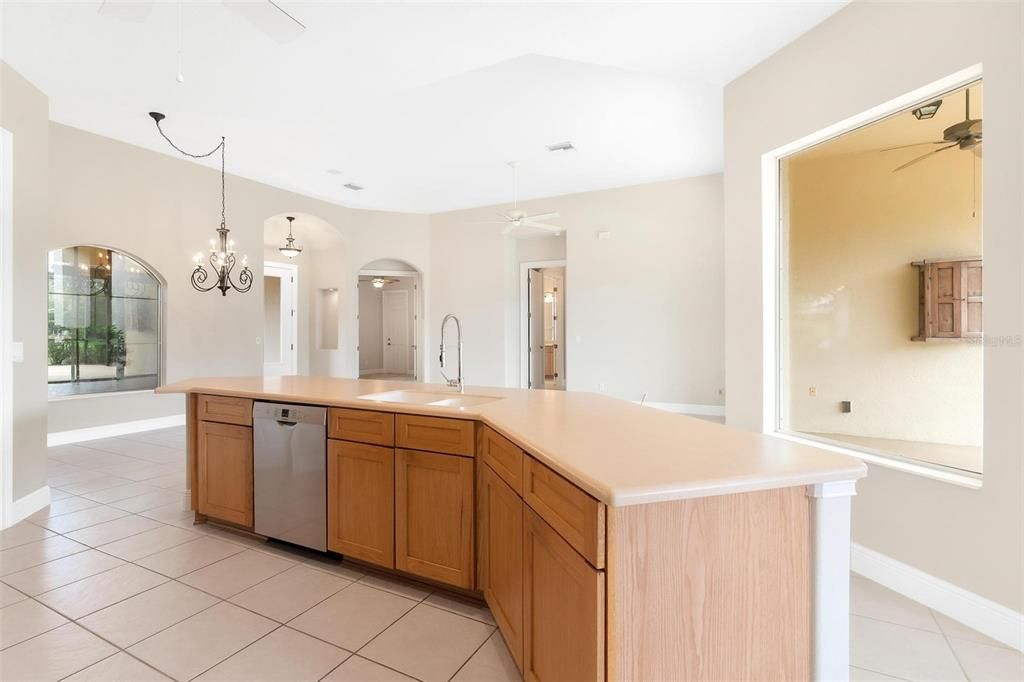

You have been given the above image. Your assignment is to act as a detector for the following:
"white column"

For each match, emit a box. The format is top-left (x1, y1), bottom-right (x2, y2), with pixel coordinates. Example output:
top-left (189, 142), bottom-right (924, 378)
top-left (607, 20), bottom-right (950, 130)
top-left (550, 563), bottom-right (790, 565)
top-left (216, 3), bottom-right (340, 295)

top-left (807, 480), bottom-right (857, 682)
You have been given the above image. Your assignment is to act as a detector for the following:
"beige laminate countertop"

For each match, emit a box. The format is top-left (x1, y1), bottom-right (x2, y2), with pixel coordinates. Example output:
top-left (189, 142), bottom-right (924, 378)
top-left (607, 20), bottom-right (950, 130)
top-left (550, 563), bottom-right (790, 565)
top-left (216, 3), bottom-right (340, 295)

top-left (157, 376), bottom-right (866, 507)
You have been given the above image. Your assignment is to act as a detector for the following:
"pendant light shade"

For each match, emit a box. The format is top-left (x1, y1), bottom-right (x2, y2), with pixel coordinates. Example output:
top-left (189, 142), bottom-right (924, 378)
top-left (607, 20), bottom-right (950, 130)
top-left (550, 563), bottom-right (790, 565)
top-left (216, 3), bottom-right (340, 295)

top-left (279, 216), bottom-right (303, 259)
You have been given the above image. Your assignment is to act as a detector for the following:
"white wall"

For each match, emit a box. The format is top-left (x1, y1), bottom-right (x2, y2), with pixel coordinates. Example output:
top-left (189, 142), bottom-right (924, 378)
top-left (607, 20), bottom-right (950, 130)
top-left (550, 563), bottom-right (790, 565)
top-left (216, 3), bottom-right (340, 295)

top-left (0, 63), bottom-right (49, 500)
top-left (358, 283), bottom-right (384, 371)
top-left (428, 176), bottom-right (725, 406)
top-left (724, 0), bottom-right (1022, 611)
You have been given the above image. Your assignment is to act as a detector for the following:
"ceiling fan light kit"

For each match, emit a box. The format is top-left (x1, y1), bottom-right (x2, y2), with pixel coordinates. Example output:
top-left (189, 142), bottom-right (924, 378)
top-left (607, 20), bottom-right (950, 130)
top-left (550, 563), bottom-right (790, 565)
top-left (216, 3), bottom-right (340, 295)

top-left (467, 161), bottom-right (565, 236)
top-left (885, 85), bottom-right (982, 173)
top-left (912, 100), bottom-right (942, 120)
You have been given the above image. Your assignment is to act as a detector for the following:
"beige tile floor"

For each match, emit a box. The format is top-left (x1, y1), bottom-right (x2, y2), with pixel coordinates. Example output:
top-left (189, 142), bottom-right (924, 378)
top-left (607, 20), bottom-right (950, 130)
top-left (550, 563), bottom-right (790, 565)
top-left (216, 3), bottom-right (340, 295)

top-left (0, 426), bottom-right (1017, 681)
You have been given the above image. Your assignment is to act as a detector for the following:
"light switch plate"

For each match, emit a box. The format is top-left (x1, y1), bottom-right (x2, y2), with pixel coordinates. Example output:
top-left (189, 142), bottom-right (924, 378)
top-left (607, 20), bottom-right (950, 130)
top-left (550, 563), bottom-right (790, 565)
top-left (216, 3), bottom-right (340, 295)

top-left (11, 341), bottom-right (23, 362)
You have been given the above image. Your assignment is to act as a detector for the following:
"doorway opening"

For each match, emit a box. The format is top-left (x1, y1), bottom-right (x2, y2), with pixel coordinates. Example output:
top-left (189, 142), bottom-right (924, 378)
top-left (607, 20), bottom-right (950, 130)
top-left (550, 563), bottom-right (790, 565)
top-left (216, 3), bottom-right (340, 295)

top-left (521, 260), bottom-right (566, 390)
top-left (357, 262), bottom-right (421, 381)
top-left (264, 261), bottom-right (298, 376)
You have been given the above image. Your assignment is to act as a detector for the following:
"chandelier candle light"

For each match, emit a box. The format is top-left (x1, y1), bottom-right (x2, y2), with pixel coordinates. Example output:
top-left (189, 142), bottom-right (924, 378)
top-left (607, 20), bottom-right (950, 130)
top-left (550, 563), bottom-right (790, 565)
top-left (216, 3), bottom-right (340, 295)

top-left (148, 111), bottom-right (253, 296)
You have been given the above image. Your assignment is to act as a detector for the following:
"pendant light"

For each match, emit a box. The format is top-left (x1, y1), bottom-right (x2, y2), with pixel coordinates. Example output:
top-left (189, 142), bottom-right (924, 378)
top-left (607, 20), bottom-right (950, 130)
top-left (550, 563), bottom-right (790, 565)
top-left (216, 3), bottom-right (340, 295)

top-left (148, 111), bottom-right (252, 296)
top-left (278, 216), bottom-right (303, 259)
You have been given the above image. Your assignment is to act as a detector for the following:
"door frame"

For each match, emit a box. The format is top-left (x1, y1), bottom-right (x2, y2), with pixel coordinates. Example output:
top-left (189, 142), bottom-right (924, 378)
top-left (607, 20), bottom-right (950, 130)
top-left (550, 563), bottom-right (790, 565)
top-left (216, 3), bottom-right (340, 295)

top-left (0, 128), bottom-right (12, 527)
top-left (358, 269), bottom-right (421, 380)
top-left (263, 260), bottom-right (298, 376)
top-left (519, 259), bottom-right (567, 389)
top-left (381, 288), bottom-right (410, 375)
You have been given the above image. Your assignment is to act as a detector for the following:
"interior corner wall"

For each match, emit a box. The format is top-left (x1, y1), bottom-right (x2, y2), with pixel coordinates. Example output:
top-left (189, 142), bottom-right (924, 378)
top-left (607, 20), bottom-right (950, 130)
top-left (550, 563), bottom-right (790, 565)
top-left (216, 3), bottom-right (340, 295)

top-left (786, 150), bottom-right (983, 446)
top-left (724, 0), bottom-right (1023, 611)
top-left (0, 62), bottom-right (49, 500)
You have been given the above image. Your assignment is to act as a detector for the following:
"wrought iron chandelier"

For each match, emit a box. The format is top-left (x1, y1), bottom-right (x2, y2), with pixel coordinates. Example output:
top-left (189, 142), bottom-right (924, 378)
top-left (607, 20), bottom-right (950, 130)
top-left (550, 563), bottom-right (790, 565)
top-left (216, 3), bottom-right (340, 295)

top-left (278, 216), bottom-right (303, 259)
top-left (148, 111), bottom-right (252, 296)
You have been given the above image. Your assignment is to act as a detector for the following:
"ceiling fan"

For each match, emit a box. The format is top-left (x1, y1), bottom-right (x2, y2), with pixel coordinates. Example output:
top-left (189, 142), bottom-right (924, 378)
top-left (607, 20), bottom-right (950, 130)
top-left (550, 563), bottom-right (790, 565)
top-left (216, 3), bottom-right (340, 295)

top-left (883, 86), bottom-right (982, 172)
top-left (470, 162), bottom-right (563, 235)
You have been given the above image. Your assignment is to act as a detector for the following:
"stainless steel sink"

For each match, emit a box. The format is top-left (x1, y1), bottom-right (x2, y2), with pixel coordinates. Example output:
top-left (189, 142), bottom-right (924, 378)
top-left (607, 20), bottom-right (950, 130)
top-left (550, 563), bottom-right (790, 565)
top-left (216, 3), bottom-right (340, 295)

top-left (357, 390), bottom-right (503, 409)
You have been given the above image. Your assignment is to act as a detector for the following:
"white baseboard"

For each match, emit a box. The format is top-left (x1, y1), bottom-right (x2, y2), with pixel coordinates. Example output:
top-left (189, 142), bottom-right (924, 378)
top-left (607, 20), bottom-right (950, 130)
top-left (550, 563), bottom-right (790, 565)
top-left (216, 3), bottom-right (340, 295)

top-left (9, 485), bottom-right (50, 526)
top-left (852, 542), bottom-right (1024, 652)
top-left (634, 400), bottom-right (726, 417)
top-left (48, 414), bottom-right (186, 447)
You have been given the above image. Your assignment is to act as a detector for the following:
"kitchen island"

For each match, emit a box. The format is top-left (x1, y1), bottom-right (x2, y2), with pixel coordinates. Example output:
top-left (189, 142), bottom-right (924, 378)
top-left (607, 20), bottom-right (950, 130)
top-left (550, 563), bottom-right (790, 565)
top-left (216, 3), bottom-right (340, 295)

top-left (158, 376), bottom-right (866, 681)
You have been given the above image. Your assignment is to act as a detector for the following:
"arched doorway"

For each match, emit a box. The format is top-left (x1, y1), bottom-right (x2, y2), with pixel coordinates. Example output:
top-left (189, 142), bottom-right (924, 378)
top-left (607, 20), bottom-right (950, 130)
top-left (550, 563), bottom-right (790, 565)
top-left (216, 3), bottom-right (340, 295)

top-left (357, 259), bottom-right (422, 381)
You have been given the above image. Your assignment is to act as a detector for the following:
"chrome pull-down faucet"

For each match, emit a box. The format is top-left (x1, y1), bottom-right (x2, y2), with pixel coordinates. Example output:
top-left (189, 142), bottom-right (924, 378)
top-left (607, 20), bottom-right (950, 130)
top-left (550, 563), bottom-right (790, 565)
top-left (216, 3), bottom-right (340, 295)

top-left (439, 314), bottom-right (464, 393)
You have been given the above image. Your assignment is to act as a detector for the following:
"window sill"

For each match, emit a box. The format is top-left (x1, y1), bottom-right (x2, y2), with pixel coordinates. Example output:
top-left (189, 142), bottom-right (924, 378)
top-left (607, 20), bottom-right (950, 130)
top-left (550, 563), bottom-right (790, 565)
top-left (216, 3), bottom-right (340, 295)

top-left (770, 431), bottom-right (983, 490)
top-left (48, 388), bottom-right (157, 403)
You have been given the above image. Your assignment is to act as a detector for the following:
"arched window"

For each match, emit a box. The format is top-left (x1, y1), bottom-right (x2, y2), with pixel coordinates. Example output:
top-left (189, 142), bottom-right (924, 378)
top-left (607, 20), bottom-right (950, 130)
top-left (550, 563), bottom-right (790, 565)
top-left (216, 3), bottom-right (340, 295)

top-left (47, 246), bottom-right (163, 398)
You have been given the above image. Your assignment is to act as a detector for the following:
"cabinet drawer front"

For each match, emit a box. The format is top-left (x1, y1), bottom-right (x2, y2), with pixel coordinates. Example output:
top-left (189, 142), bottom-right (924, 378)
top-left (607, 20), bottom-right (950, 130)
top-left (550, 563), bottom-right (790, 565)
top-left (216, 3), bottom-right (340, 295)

top-left (524, 457), bottom-right (605, 569)
top-left (327, 440), bottom-right (395, 568)
top-left (396, 414), bottom-right (475, 457)
top-left (479, 426), bottom-right (524, 495)
top-left (197, 421), bottom-right (253, 528)
top-left (328, 407), bottom-right (395, 446)
top-left (395, 449), bottom-right (474, 589)
top-left (524, 508), bottom-right (605, 682)
top-left (198, 394), bottom-right (253, 426)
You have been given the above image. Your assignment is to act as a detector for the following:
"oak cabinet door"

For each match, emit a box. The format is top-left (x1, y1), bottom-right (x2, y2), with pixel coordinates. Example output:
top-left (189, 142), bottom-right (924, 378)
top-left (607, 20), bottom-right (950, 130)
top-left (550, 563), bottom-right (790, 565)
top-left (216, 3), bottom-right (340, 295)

top-left (197, 421), bottom-right (254, 527)
top-left (327, 440), bottom-right (395, 568)
top-left (524, 508), bottom-right (604, 682)
top-left (480, 464), bottom-right (525, 672)
top-left (395, 449), bottom-right (474, 588)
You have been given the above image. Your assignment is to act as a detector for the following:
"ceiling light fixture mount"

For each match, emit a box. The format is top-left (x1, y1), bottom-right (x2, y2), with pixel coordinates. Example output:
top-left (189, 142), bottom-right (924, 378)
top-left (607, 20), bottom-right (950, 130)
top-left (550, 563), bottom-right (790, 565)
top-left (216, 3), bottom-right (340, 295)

top-left (912, 100), bottom-right (942, 120)
top-left (149, 111), bottom-right (252, 296)
top-left (546, 141), bottom-right (576, 152)
top-left (278, 216), bottom-right (303, 258)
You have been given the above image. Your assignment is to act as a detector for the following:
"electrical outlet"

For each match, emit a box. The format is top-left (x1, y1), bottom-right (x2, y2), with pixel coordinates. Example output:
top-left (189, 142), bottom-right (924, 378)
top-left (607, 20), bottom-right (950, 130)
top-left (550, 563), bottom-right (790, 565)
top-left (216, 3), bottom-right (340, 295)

top-left (598, 382), bottom-right (606, 392)
top-left (808, 386), bottom-right (816, 397)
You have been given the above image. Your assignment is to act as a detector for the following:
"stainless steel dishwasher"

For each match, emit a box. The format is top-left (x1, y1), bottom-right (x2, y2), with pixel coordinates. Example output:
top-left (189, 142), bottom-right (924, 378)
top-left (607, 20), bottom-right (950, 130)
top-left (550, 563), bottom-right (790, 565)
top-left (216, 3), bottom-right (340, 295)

top-left (253, 402), bottom-right (327, 551)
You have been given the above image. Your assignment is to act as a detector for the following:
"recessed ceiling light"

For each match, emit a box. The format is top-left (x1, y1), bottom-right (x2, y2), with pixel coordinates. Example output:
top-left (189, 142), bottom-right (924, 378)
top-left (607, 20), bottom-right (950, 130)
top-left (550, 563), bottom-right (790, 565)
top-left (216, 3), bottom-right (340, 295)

top-left (343, 183), bottom-right (365, 191)
top-left (546, 141), bottom-right (575, 152)
top-left (326, 169), bottom-right (343, 175)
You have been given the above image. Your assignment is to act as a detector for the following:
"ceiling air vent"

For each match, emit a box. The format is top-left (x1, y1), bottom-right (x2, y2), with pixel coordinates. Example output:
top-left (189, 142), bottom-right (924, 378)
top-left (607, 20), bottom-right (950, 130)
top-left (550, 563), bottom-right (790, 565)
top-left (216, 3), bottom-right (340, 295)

top-left (546, 141), bottom-right (575, 152)
top-left (343, 183), bottom-right (365, 191)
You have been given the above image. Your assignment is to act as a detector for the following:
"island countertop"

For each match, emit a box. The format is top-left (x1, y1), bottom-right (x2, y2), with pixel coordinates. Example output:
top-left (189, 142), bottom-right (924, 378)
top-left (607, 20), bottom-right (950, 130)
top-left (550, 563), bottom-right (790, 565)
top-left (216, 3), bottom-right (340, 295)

top-left (157, 376), bottom-right (866, 507)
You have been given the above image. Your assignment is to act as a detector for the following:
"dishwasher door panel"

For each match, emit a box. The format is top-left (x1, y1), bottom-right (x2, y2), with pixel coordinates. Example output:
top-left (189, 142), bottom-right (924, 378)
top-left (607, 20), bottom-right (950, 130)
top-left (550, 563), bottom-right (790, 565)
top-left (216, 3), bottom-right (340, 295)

top-left (253, 402), bottom-right (327, 551)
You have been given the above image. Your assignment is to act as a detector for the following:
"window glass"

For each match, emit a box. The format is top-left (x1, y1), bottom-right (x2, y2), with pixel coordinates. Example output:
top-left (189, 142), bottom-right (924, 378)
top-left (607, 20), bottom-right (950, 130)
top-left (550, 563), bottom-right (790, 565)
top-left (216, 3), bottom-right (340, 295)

top-left (48, 246), bottom-right (162, 398)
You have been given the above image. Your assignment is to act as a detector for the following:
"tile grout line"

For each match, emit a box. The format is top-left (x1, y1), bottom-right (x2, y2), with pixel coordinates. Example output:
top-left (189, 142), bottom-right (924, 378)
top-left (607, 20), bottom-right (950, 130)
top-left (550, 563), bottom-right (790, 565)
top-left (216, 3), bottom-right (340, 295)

top-left (446, 628), bottom-right (499, 682)
top-left (927, 607), bottom-right (974, 681)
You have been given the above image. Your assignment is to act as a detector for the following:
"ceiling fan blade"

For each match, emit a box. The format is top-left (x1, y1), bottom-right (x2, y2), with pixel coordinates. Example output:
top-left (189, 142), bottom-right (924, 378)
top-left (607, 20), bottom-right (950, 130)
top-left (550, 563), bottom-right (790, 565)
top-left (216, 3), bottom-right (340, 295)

top-left (879, 141), bottom-right (947, 152)
top-left (527, 212), bottom-right (561, 222)
top-left (523, 221), bottom-right (564, 233)
top-left (222, 0), bottom-right (306, 42)
top-left (892, 143), bottom-right (959, 172)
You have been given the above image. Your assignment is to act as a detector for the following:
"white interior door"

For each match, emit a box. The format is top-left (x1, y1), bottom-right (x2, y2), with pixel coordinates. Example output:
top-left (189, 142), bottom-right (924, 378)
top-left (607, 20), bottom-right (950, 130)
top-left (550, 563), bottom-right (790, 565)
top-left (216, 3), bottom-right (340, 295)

top-left (382, 289), bottom-right (409, 375)
top-left (264, 262), bottom-right (297, 376)
top-left (528, 268), bottom-right (545, 389)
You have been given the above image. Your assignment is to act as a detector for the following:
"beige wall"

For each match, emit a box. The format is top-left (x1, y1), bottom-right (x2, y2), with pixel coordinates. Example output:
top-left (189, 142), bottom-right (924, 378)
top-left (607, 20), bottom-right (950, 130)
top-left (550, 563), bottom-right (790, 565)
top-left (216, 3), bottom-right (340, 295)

top-left (429, 175), bottom-right (725, 405)
top-left (46, 122), bottom-right (429, 435)
top-left (785, 149), bottom-right (983, 446)
top-left (0, 63), bottom-right (50, 500)
top-left (724, 0), bottom-right (1022, 611)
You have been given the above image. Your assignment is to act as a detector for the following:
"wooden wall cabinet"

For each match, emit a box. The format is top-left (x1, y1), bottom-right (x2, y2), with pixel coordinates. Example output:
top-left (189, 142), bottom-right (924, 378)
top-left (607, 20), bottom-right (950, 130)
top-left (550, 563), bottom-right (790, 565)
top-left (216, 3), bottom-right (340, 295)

top-left (327, 440), bottom-right (395, 568)
top-left (913, 257), bottom-right (982, 341)
top-left (479, 464), bottom-right (525, 672)
top-left (196, 420), bottom-right (254, 528)
top-left (524, 507), bottom-right (605, 682)
top-left (396, 448), bottom-right (475, 589)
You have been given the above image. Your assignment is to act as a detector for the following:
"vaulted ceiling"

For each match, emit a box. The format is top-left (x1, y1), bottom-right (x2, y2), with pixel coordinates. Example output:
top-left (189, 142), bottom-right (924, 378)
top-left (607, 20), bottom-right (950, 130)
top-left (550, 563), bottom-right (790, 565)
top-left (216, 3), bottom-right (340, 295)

top-left (1, 1), bottom-right (847, 213)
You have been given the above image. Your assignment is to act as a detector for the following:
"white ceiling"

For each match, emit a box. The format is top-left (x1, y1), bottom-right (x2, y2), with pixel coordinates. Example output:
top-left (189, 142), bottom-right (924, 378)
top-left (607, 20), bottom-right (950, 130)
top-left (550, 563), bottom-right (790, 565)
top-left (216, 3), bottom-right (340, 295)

top-left (1, 1), bottom-right (847, 213)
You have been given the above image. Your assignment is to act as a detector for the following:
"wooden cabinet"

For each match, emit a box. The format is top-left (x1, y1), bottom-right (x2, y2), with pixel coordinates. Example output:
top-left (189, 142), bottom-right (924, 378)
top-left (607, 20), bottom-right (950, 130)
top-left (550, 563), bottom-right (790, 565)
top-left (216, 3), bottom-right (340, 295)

top-left (479, 426), bottom-right (525, 495)
top-left (196, 420), bottom-right (253, 527)
top-left (913, 257), bottom-right (983, 341)
top-left (479, 464), bottom-right (525, 672)
top-left (327, 440), bottom-right (395, 568)
top-left (328, 408), bottom-right (395, 447)
top-left (395, 448), bottom-right (474, 588)
top-left (198, 394), bottom-right (253, 426)
top-left (524, 457), bottom-right (605, 569)
top-left (396, 414), bottom-right (475, 457)
top-left (524, 508), bottom-right (605, 682)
